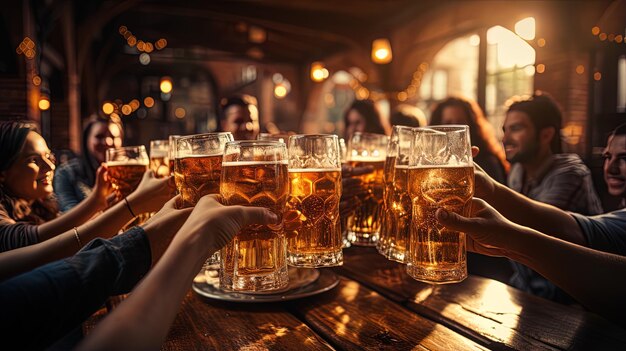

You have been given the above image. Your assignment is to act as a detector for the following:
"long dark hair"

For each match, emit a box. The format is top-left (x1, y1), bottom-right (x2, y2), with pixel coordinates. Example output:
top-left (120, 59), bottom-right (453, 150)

top-left (431, 97), bottom-right (509, 171)
top-left (0, 121), bottom-right (57, 224)
top-left (80, 118), bottom-right (109, 186)
top-left (344, 99), bottom-right (386, 135)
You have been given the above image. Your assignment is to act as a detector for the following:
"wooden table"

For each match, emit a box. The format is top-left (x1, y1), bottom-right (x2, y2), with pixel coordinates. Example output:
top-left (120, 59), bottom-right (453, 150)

top-left (87, 247), bottom-right (626, 350)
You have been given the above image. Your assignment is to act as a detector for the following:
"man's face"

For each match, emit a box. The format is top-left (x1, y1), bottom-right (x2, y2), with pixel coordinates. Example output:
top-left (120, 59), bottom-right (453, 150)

top-left (502, 111), bottom-right (539, 163)
top-left (221, 105), bottom-right (257, 140)
top-left (603, 134), bottom-right (626, 198)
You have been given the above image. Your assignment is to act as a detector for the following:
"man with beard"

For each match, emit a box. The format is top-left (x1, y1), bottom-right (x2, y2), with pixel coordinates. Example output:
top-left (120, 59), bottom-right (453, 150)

top-left (218, 96), bottom-right (259, 141)
top-left (502, 92), bottom-right (603, 303)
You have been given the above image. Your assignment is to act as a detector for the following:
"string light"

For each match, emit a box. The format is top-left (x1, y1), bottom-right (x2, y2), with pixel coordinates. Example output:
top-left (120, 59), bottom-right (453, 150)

top-left (38, 96), bottom-right (50, 111)
top-left (118, 25), bottom-right (167, 52)
top-left (16, 37), bottom-right (36, 59)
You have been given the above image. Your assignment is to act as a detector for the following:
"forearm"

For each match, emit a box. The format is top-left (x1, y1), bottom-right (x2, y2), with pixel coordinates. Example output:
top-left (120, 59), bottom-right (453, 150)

top-left (77, 230), bottom-right (209, 350)
top-left (505, 225), bottom-right (626, 324)
top-left (37, 193), bottom-right (102, 241)
top-left (489, 182), bottom-right (585, 245)
top-left (0, 200), bottom-right (136, 280)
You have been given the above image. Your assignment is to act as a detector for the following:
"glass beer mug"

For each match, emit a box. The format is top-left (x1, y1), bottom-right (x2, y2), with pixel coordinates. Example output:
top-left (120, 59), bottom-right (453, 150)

top-left (406, 125), bottom-right (474, 284)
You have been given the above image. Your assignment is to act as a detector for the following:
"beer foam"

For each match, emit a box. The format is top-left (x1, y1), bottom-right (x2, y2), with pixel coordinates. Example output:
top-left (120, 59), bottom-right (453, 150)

top-left (150, 150), bottom-right (168, 158)
top-left (395, 165), bottom-right (411, 170)
top-left (408, 163), bottom-right (473, 169)
top-left (175, 153), bottom-right (223, 160)
top-left (222, 160), bottom-right (288, 166)
top-left (288, 168), bottom-right (341, 173)
top-left (349, 155), bottom-right (386, 162)
top-left (106, 160), bottom-right (149, 167)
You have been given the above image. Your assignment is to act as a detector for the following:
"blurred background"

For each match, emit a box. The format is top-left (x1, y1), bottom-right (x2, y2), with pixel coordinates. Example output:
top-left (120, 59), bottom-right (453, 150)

top-left (1, 0), bottom-right (625, 208)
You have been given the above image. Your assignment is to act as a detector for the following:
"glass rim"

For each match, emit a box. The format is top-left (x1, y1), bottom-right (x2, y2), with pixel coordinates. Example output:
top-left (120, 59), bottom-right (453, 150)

top-left (106, 145), bottom-right (146, 153)
top-left (288, 133), bottom-right (338, 140)
top-left (423, 124), bottom-right (469, 132)
top-left (225, 140), bottom-right (286, 147)
top-left (177, 132), bottom-right (233, 143)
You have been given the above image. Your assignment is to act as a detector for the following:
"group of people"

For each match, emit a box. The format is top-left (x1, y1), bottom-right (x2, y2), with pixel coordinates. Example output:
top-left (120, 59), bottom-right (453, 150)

top-left (0, 91), bottom-right (624, 349)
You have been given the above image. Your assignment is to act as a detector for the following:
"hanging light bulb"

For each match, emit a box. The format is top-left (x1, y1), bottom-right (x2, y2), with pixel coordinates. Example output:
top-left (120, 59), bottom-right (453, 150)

top-left (310, 61), bottom-right (328, 82)
top-left (371, 38), bottom-right (392, 64)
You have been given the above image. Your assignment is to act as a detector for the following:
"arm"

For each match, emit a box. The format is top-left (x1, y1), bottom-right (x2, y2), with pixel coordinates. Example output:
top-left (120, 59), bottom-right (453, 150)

top-left (437, 198), bottom-right (626, 326)
top-left (0, 197), bottom-right (192, 350)
top-left (475, 165), bottom-right (586, 245)
top-left (77, 195), bottom-right (278, 351)
top-left (37, 165), bottom-right (112, 241)
top-left (0, 170), bottom-right (174, 280)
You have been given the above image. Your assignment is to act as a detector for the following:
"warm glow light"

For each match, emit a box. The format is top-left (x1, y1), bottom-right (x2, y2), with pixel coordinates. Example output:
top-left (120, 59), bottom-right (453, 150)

top-left (515, 17), bottom-right (535, 40)
top-left (469, 34), bottom-right (480, 46)
top-left (591, 26), bottom-right (600, 35)
top-left (32, 75), bottom-right (41, 86)
top-left (537, 38), bottom-right (546, 47)
top-left (536, 64), bottom-right (545, 73)
top-left (121, 104), bottom-right (132, 115)
top-left (274, 84), bottom-right (287, 98)
top-left (599, 33), bottom-right (607, 41)
top-left (397, 91), bottom-right (408, 101)
top-left (174, 107), bottom-right (186, 118)
top-left (594, 72), bottom-right (602, 81)
top-left (139, 53), bottom-right (150, 65)
top-left (160, 77), bottom-right (173, 94)
top-left (102, 102), bottom-right (115, 115)
top-left (487, 26), bottom-right (535, 68)
top-left (616, 35), bottom-right (624, 44)
top-left (38, 97), bottom-right (50, 111)
top-left (248, 26), bottom-right (267, 44)
top-left (144, 97), bottom-right (155, 108)
top-left (576, 65), bottom-right (585, 75)
top-left (129, 99), bottom-right (140, 111)
top-left (371, 38), bottom-right (392, 64)
top-left (310, 62), bottom-right (327, 82)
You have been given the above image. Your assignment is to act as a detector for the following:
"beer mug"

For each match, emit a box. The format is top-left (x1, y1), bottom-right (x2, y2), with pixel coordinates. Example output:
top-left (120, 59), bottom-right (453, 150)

top-left (105, 145), bottom-right (149, 198)
top-left (346, 132), bottom-right (388, 246)
top-left (219, 141), bottom-right (289, 292)
top-left (338, 138), bottom-right (351, 248)
top-left (286, 134), bottom-right (343, 267)
top-left (149, 140), bottom-right (170, 178)
top-left (406, 125), bottom-right (474, 284)
top-left (167, 135), bottom-right (180, 176)
top-left (378, 126), bottom-right (414, 263)
top-left (174, 133), bottom-right (233, 208)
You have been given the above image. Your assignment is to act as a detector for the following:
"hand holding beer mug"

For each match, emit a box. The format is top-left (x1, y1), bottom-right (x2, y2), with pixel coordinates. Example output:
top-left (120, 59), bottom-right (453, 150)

top-left (378, 126), bottom-right (414, 263)
top-left (149, 140), bottom-right (170, 178)
top-left (346, 132), bottom-right (388, 246)
top-left (286, 134), bottom-right (343, 267)
top-left (174, 132), bottom-right (233, 267)
top-left (106, 145), bottom-right (149, 198)
top-left (219, 141), bottom-right (289, 292)
top-left (407, 125), bottom-right (474, 284)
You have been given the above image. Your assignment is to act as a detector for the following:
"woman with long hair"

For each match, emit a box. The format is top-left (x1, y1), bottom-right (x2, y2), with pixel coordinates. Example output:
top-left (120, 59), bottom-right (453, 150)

top-left (343, 99), bottom-right (387, 141)
top-left (0, 120), bottom-right (172, 278)
top-left (430, 97), bottom-right (509, 184)
top-left (54, 117), bottom-right (123, 211)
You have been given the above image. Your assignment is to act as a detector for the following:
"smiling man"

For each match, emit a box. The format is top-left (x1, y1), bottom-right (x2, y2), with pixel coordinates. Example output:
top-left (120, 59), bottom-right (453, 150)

top-left (502, 92), bottom-right (603, 303)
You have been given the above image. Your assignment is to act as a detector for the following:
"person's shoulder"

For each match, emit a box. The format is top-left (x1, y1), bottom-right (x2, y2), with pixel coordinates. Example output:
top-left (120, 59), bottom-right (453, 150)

top-left (55, 158), bottom-right (83, 177)
top-left (549, 154), bottom-right (591, 177)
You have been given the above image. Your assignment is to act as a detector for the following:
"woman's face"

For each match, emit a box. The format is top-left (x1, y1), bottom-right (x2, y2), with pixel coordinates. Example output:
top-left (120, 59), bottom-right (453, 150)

top-left (345, 109), bottom-right (366, 141)
top-left (1, 131), bottom-right (55, 201)
top-left (87, 122), bottom-right (115, 163)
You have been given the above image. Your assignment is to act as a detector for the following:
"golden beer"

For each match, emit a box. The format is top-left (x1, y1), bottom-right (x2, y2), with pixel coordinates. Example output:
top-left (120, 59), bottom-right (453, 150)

top-left (379, 163), bottom-right (412, 263)
top-left (220, 160), bottom-right (289, 292)
top-left (286, 169), bottom-right (342, 267)
top-left (407, 166), bottom-right (474, 283)
top-left (174, 154), bottom-right (222, 207)
top-left (377, 156), bottom-right (395, 255)
top-left (106, 161), bottom-right (148, 197)
top-left (346, 158), bottom-right (385, 246)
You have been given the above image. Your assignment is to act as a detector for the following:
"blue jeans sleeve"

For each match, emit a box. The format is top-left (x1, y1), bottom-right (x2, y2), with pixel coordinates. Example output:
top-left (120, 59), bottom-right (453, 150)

top-left (0, 226), bottom-right (151, 350)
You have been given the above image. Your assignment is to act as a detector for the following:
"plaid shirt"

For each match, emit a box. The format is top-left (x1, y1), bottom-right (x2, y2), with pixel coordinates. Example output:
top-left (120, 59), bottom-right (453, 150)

top-left (508, 153), bottom-right (603, 303)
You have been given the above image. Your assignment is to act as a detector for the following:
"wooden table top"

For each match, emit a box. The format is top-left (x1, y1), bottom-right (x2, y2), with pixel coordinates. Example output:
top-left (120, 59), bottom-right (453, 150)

top-left (86, 247), bottom-right (626, 350)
